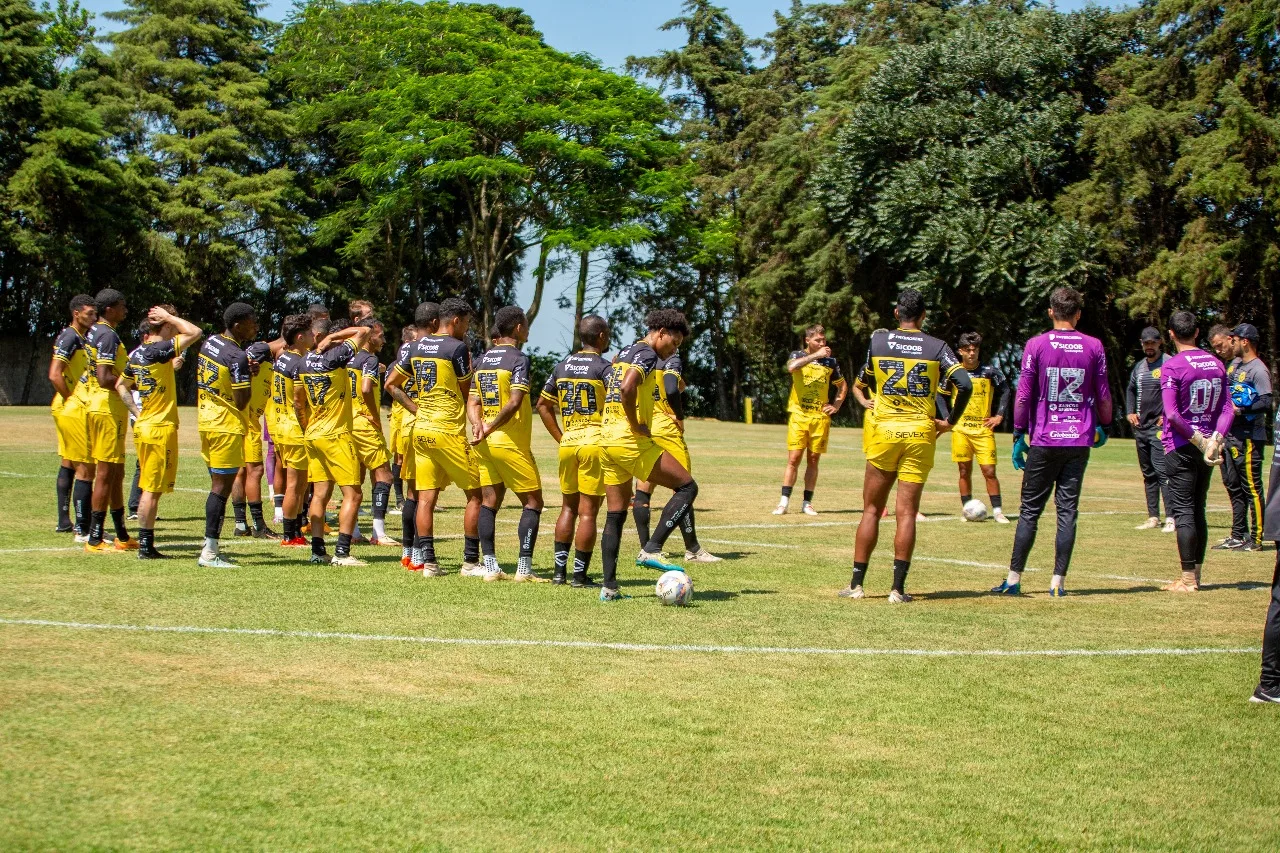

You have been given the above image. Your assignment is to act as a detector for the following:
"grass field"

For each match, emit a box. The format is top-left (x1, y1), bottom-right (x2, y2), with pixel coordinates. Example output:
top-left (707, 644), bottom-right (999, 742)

top-left (2, 406), bottom-right (1277, 849)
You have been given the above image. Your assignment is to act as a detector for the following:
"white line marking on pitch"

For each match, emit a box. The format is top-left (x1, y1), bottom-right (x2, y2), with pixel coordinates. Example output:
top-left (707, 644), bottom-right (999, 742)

top-left (0, 618), bottom-right (1257, 658)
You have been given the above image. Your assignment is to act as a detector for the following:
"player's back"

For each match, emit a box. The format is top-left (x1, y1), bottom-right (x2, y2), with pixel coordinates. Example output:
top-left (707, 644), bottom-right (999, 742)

top-left (1161, 349), bottom-right (1229, 453)
top-left (473, 345), bottom-right (533, 448)
top-left (126, 340), bottom-right (181, 434)
top-left (1016, 329), bottom-right (1110, 447)
top-left (269, 351), bottom-right (304, 441)
top-left (601, 341), bottom-right (660, 446)
top-left (51, 327), bottom-right (90, 414)
top-left (248, 362), bottom-right (272, 426)
top-left (859, 329), bottom-right (960, 435)
top-left (347, 350), bottom-right (382, 427)
top-left (197, 334), bottom-right (250, 434)
top-left (403, 335), bottom-right (471, 435)
top-left (651, 352), bottom-right (685, 437)
top-left (298, 341), bottom-right (357, 438)
top-left (84, 321), bottom-right (128, 417)
top-left (544, 351), bottom-right (610, 446)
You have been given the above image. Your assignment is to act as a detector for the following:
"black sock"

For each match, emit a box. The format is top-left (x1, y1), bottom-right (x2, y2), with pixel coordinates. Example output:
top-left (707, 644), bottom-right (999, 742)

top-left (283, 517), bottom-right (296, 540)
top-left (111, 507), bottom-right (130, 542)
top-left (372, 481), bottom-right (391, 521)
top-left (401, 498), bottom-right (418, 547)
top-left (803, 490), bottom-right (813, 503)
top-left (991, 493), bottom-right (1002, 510)
top-left (414, 534), bottom-right (436, 564)
top-left (336, 532), bottom-right (352, 557)
top-left (518, 507), bottom-right (541, 559)
top-left (573, 549), bottom-right (593, 578)
top-left (464, 535), bottom-right (480, 564)
top-left (73, 480), bottom-right (92, 535)
top-left (680, 507), bottom-right (700, 553)
top-left (601, 510), bottom-right (626, 589)
top-left (391, 462), bottom-right (403, 503)
top-left (232, 500), bottom-right (247, 530)
top-left (297, 511), bottom-right (306, 531)
top-left (311, 535), bottom-right (326, 556)
top-left (960, 493), bottom-right (972, 507)
top-left (554, 541), bottom-right (571, 573)
top-left (892, 559), bottom-right (910, 594)
top-left (205, 493), bottom-right (228, 541)
top-left (56, 466), bottom-right (74, 528)
top-left (479, 505), bottom-right (497, 557)
top-left (249, 501), bottom-right (266, 530)
top-left (644, 481), bottom-right (698, 553)
top-left (851, 561), bottom-right (868, 588)
top-left (139, 528), bottom-right (154, 551)
top-left (781, 485), bottom-right (793, 498)
top-left (632, 490), bottom-right (652, 547)
top-left (273, 493), bottom-right (284, 511)
top-left (89, 510), bottom-right (107, 545)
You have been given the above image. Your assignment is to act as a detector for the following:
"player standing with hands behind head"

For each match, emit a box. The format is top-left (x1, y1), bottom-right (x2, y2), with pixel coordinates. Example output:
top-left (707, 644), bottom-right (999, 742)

top-left (994, 287), bottom-right (1112, 597)
top-left (937, 332), bottom-right (1010, 523)
top-left (773, 325), bottom-right (846, 515)
top-left (1156, 310), bottom-right (1234, 592)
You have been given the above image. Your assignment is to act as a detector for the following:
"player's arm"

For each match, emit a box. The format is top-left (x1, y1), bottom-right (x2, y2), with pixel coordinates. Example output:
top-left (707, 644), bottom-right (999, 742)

top-left (988, 370), bottom-right (1010, 429)
top-left (1244, 368), bottom-right (1272, 415)
top-left (935, 384), bottom-right (952, 421)
top-left (787, 347), bottom-right (830, 372)
top-left (1093, 348), bottom-right (1113, 427)
top-left (460, 375), bottom-right (484, 441)
top-left (318, 324), bottom-right (369, 353)
top-left (941, 368), bottom-right (973, 430)
top-left (1125, 363), bottom-right (1140, 427)
top-left (663, 372), bottom-right (686, 429)
top-left (619, 366), bottom-right (649, 437)
top-left (825, 376), bottom-right (847, 416)
top-left (96, 346), bottom-right (121, 393)
top-left (536, 393), bottom-right (563, 443)
top-left (267, 336), bottom-right (287, 359)
top-left (47, 356), bottom-right (72, 400)
top-left (1013, 345), bottom-right (1037, 435)
top-left (850, 379), bottom-right (874, 411)
top-left (292, 379), bottom-right (309, 431)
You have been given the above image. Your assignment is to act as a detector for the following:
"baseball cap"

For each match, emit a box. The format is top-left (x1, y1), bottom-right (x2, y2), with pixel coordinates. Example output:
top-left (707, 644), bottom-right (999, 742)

top-left (1139, 327), bottom-right (1160, 342)
top-left (1231, 323), bottom-right (1260, 343)
top-left (246, 341), bottom-right (272, 363)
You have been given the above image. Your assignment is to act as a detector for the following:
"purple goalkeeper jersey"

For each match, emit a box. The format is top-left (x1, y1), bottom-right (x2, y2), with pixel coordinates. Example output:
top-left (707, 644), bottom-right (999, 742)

top-left (1159, 348), bottom-right (1234, 454)
top-left (1014, 329), bottom-right (1112, 447)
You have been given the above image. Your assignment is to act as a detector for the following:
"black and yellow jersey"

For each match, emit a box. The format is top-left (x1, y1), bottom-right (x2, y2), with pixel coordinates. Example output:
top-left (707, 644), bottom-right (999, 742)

top-left (651, 352), bottom-right (686, 436)
top-left (541, 351), bottom-right (611, 447)
top-left (787, 350), bottom-right (844, 416)
top-left (392, 335), bottom-right (472, 435)
top-left (348, 350), bottom-right (383, 427)
top-left (84, 321), bottom-right (129, 417)
top-left (247, 362), bottom-right (273, 428)
top-left (298, 341), bottom-right (358, 438)
top-left (601, 340), bottom-right (660, 446)
top-left (269, 351), bottom-right (305, 443)
top-left (858, 329), bottom-right (961, 425)
top-left (51, 326), bottom-right (90, 414)
top-left (471, 345), bottom-right (533, 449)
top-left (125, 339), bottom-right (183, 434)
top-left (390, 341), bottom-right (418, 417)
top-left (939, 364), bottom-right (1008, 433)
top-left (196, 334), bottom-right (251, 434)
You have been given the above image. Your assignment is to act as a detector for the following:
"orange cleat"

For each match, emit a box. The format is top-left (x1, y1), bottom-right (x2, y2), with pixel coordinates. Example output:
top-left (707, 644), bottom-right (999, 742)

top-left (280, 537), bottom-right (308, 547)
top-left (113, 538), bottom-right (139, 551)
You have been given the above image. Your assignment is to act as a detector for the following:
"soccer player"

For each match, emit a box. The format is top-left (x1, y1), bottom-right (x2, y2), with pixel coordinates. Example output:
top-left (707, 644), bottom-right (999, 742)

top-left (1156, 310), bottom-right (1234, 592)
top-left (195, 303), bottom-right (259, 568)
top-left (268, 315), bottom-right (314, 547)
top-left (349, 316), bottom-right (398, 546)
top-left (117, 306), bottom-right (203, 559)
top-left (1252, 448), bottom-right (1280, 703)
top-left (48, 294), bottom-right (96, 538)
top-left (1214, 323), bottom-right (1272, 551)
top-left (298, 322), bottom-right (372, 566)
top-left (537, 315), bottom-right (612, 587)
top-left (839, 290), bottom-right (971, 602)
top-left (348, 299), bottom-right (374, 323)
top-left (773, 325), bottom-right (846, 515)
top-left (385, 298), bottom-right (483, 578)
top-left (83, 289), bottom-right (136, 553)
top-left (231, 341), bottom-right (279, 539)
top-left (470, 306), bottom-right (547, 582)
top-left (993, 287), bottom-right (1113, 597)
top-left (1208, 324), bottom-right (1235, 362)
top-left (937, 332), bottom-right (1011, 523)
top-left (388, 323), bottom-right (419, 513)
top-left (598, 309), bottom-right (698, 602)
top-left (1127, 327), bottom-right (1173, 532)
top-left (634, 349), bottom-right (722, 562)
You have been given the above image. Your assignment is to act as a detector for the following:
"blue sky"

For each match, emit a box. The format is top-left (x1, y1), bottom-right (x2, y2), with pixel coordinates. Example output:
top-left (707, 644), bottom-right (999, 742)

top-left (75, 0), bottom-right (1108, 351)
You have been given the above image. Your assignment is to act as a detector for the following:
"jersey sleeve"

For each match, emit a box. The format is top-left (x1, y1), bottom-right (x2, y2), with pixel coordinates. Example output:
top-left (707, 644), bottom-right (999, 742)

top-left (52, 330), bottom-right (80, 363)
top-left (229, 347), bottom-right (251, 389)
top-left (153, 340), bottom-right (178, 364)
top-left (98, 328), bottom-right (124, 374)
top-left (628, 345), bottom-right (659, 378)
top-left (937, 343), bottom-right (962, 381)
top-left (321, 340), bottom-right (356, 370)
top-left (359, 352), bottom-right (381, 381)
top-left (1092, 342), bottom-right (1113, 425)
top-left (511, 352), bottom-right (531, 392)
top-left (541, 364), bottom-right (560, 401)
top-left (1014, 340), bottom-right (1038, 433)
top-left (393, 343), bottom-right (414, 378)
top-left (858, 341), bottom-right (876, 389)
top-left (827, 357), bottom-right (844, 385)
top-left (450, 340), bottom-right (472, 381)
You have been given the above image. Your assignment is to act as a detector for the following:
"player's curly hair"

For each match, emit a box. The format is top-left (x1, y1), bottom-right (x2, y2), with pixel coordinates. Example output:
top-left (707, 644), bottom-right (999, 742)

top-left (958, 331), bottom-right (982, 349)
top-left (1049, 287), bottom-right (1084, 320)
top-left (645, 308), bottom-right (690, 336)
top-left (896, 289), bottom-right (926, 322)
top-left (282, 314), bottom-right (312, 346)
top-left (439, 298), bottom-right (473, 324)
top-left (95, 289), bottom-right (126, 315)
top-left (70, 294), bottom-right (95, 314)
top-left (1169, 311), bottom-right (1197, 341)
top-left (223, 302), bottom-right (256, 330)
top-left (493, 306), bottom-right (526, 338)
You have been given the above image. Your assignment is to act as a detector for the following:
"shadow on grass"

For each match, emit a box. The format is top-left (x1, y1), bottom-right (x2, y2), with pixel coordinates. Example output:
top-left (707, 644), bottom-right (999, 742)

top-left (920, 584), bottom-right (1161, 600)
top-left (1200, 581), bottom-right (1271, 592)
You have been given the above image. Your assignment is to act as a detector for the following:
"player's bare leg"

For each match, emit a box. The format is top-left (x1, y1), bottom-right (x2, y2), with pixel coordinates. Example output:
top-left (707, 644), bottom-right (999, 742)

top-left (979, 463), bottom-right (1007, 522)
top-left (330, 483), bottom-right (365, 565)
top-left (841, 463), bottom-right (896, 600)
top-left (801, 449), bottom-right (821, 515)
top-left (774, 448), bottom-right (805, 514)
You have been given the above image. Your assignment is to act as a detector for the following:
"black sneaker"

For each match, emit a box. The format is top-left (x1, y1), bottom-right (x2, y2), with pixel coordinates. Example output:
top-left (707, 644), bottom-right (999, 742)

top-left (1212, 537), bottom-right (1244, 551)
top-left (234, 527), bottom-right (255, 538)
top-left (56, 523), bottom-right (75, 533)
top-left (1239, 540), bottom-right (1263, 552)
top-left (138, 548), bottom-right (169, 560)
top-left (309, 552), bottom-right (329, 564)
top-left (1249, 684), bottom-right (1280, 704)
top-left (552, 570), bottom-right (568, 585)
top-left (252, 525), bottom-right (279, 539)
top-left (570, 574), bottom-right (598, 589)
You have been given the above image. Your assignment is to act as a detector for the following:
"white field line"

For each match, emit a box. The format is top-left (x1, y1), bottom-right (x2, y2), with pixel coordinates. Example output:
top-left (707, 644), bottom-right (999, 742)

top-left (0, 618), bottom-right (1256, 658)
top-left (911, 556), bottom-right (1175, 585)
top-left (699, 538), bottom-right (799, 549)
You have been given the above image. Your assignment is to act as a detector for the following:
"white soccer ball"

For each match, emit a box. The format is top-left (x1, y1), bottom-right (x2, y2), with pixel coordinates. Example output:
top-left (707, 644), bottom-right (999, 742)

top-left (655, 570), bottom-right (694, 606)
top-left (962, 499), bottom-right (989, 522)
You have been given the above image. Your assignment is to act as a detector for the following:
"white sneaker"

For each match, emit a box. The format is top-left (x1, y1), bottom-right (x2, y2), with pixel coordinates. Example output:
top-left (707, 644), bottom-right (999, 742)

top-left (802, 503), bottom-right (819, 516)
top-left (1135, 516), bottom-right (1159, 530)
top-left (1161, 517), bottom-right (1176, 534)
top-left (198, 551), bottom-right (237, 569)
top-left (992, 508), bottom-right (1010, 524)
top-left (915, 512), bottom-right (927, 522)
top-left (484, 569), bottom-right (509, 583)
top-left (459, 562), bottom-right (486, 577)
top-left (74, 533), bottom-right (89, 544)
top-left (888, 589), bottom-right (913, 603)
top-left (421, 562), bottom-right (445, 577)
top-left (772, 502), bottom-right (788, 515)
top-left (330, 554), bottom-right (368, 567)
top-left (837, 585), bottom-right (865, 599)
top-left (684, 548), bottom-right (723, 563)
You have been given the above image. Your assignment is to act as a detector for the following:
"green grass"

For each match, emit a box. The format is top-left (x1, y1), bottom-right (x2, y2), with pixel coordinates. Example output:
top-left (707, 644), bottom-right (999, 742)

top-left (1, 407), bottom-right (1276, 850)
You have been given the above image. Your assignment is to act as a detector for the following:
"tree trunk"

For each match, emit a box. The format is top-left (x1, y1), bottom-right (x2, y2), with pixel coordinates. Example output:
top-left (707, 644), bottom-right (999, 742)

top-left (572, 249), bottom-right (589, 351)
top-left (526, 241), bottom-right (550, 327)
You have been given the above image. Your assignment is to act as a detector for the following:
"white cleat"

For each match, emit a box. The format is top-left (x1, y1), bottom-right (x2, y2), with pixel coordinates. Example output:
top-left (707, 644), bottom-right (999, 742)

top-left (459, 562), bottom-right (486, 577)
top-left (837, 585), bottom-right (865, 599)
top-left (484, 569), bottom-right (510, 583)
top-left (421, 562), bottom-right (445, 577)
top-left (992, 508), bottom-right (1010, 524)
top-left (916, 512), bottom-right (927, 522)
top-left (802, 503), bottom-right (819, 516)
top-left (772, 503), bottom-right (788, 515)
top-left (197, 552), bottom-right (238, 569)
top-left (887, 590), bottom-right (913, 603)
top-left (1135, 516), bottom-right (1159, 530)
top-left (330, 554), bottom-right (368, 567)
top-left (1161, 517), bottom-right (1175, 534)
top-left (74, 533), bottom-right (90, 544)
top-left (684, 548), bottom-right (723, 563)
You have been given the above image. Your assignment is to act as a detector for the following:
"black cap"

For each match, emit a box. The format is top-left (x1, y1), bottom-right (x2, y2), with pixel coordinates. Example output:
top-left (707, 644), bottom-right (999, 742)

top-left (1231, 323), bottom-right (1260, 343)
top-left (1139, 326), bottom-right (1160, 342)
top-left (246, 342), bottom-right (272, 363)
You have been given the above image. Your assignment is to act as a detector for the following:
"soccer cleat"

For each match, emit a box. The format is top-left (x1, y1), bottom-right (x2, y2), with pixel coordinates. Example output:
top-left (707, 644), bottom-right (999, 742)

top-left (802, 503), bottom-right (819, 516)
top-left (127, 512), bottom-right (139, 521)
top-left (1162, 579), bottom-right (1198, 592)
top-left (331, 554), bottom-right (368, 567)
top-left (887, 590), bottom-right (913, 603)
top-left (401, 556), bottom-right (414, 569)
top-left (56, 523), bottom-right (76, 534)
top-left (369, 535), bottom-right (401, 547)
top-left (309, 552), bottom-right (328, 564)
top-left (197, 553), bottom-right (237, 569)
top-left (1049, 585), bottom-right (1067, 598)
top-left (113, 538), bottom-right (139, 551)
top-left (599, 586), bottom-right (630, 602)
top-left (636, 551), bottom-right (679, 572)
top-left (915, 512), bottom-right (927, 522)
top-left (1134, 517), bottom-right (1160, 530)
top-left (771, 502), bottom-right (787, 515)
top-left (234, 527), bottom-right (254, 538)
top-left (252, 526), bottom-right (278, 539)
top-left (1161, 517), bottom-right (1176, 534)
top-left (421, 563), bottom-right (445, 577)
top-left (837, 585), bottom-right (864, 599)
top-left (74, 533), bottom-right (89, 544)
top-left (514, 570), bottom-right (550, 583)
top-left (459, 562), bottom-right (486, 577)
top-left (84, 540), bottom-right (114, 554)
top-left (138, 548), bottom-right (168, 560)
top-left (684, 548), bottom-right (723, 563)
top-left (992, 508), bottom-right (1010, 524)
top-left (1212, 537), bottom-right (1245, 551)
top-left (1240, 540), bottom-right (1264, 552)
top-left (280, 536), bottom-right (308, 547)
top-left (1250, 684), bottom-right (1280, 704)
top-left (388, 504), bottom-right (403, 516)
top-left (571, 574), bottom-right (599, 589)
top-left (552, 570), bottom-right (568, 585)
top-left (990, 580), bottom-right (1021, 595)
top-left (484, 569), bottom-right (510, 583)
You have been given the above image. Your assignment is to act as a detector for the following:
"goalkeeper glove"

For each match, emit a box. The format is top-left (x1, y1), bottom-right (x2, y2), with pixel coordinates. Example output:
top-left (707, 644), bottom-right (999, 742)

top-left (1012, 432), bottom-right (1029, 471)
top-left (1193, 431), bottom-right (1225, 466)
top-left (1092, 426), bottom-right (1109, 448)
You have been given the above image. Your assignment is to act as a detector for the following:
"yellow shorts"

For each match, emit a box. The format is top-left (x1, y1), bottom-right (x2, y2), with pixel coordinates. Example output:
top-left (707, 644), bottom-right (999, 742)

top-left (244, 427), bottom-right (264, 465)
top-left (558, 443), bottom-right (605, 497)
top-left (54, 405), bottom-right (92, 464)
top-left (394, 420), bottom-right (413, 457)
top-left (353, 424), bottom-right (390, 471)
top-left (412, 430), bottom-right (479, 492)
top-left (787, 412), bottom-right (831, 454)
top-left (601, 440), bottom-right (664, 486)
top-left (400, 438), bottom-right (417, 483)
top-left (88, 411), bottom-right (127, 464)
top-left (275, 439), bottom-right (308, 471)
top-left (865, 421), bottom-right (936, 485)
top-left (951, 429), bottom-right (997, 466)
top-left (862, 410), bottom-right (876, 454)
top-left (306, 433), bottom-right (361, 487)
top-left (652, 431), bottom-right (691, 473)
top-left (477, 441), bottom-right (541, 493)
top-left (135, 427), bottom-right (178, 494)
top-left (200, 430), bottom-right (244, 473)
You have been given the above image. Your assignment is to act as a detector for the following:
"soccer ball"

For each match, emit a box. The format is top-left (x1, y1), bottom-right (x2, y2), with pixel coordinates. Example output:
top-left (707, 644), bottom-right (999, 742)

top-left (962, 499), bottom-right (989, 522)
top-left (655, 570), bottom-right (694, 606)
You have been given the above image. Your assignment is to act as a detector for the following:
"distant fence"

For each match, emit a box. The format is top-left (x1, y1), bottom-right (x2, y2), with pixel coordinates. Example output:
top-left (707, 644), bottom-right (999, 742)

top-left (0, 337), bottom-right (54, 406)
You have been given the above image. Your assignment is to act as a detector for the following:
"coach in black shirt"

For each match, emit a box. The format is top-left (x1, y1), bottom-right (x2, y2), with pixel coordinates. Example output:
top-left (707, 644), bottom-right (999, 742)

top-left (1127, 327), bottom-right (1172, 532)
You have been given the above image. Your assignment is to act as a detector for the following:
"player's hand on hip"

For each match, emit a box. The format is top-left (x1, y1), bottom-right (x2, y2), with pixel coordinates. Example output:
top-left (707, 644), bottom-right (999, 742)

top-left (984, 415), bottom-right (1003, 429)
top-left (822, 404), bottom-right (838, 416)
top-left (1127, 413), bottom-right (1139, 427)
top-left (634, 423), bottom-right (651, 438)
top-left (934, 418), bottom-right (952, 435)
